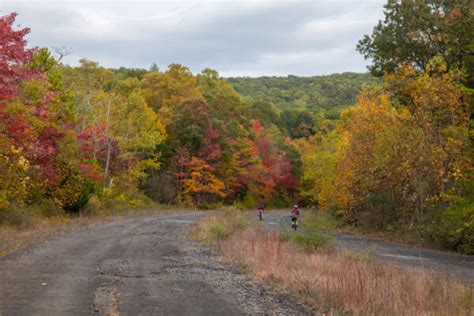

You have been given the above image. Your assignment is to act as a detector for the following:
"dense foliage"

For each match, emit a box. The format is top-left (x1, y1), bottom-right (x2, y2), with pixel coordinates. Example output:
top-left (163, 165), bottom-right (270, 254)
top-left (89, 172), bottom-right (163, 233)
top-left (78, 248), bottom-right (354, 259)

top-left (138, 66), bottom-right (297, 208)
top-left (227, 73), bottom-right (380, 112)
top-left (299, 0), bottom-right (474, 253)
top-left (227, 74), bottom-right (381, 139)
top-left (357, 0), bottom-right (473, 86)
top-left (0, 12), bottom-right (299, 218)
top-left (0, 14), bottom-right (166, 223)
top-left (1, 1), bottom-right (472, 253)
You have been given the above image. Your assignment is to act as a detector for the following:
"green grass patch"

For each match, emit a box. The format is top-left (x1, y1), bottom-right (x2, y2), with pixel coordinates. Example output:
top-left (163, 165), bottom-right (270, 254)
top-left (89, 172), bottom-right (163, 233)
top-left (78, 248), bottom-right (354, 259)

top-left (210, 223), bottom-right (231, 240)
top-left (301, 211), bottom-right (344, 231)
top-left (281, 229), bottom-right (333, 252)
top-left (191, 207), bottom-right (251, 243)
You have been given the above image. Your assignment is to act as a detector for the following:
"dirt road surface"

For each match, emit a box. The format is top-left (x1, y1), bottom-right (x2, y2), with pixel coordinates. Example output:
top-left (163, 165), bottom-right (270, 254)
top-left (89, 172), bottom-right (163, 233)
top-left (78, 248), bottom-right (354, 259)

top-left (1, 211), bottom-right (473, 315)
top-left (0, 212), bottom-right (313, 315)
top-left (263, 211), bottom-right (474, 282)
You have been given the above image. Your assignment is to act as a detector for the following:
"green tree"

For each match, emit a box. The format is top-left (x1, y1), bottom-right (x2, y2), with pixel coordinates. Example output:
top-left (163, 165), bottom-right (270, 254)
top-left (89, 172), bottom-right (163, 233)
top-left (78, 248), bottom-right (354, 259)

top-left (141, 64), bottom-right (202, 117)
top-left (357, 0), bottom-right (474, 86)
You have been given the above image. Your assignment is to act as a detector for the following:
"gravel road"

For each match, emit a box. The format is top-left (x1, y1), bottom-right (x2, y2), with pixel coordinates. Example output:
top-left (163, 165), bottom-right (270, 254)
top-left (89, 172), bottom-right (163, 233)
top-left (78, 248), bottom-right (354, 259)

top-left (1, 211), bottom-right (472, 315)
top-left (262, 211), bottom-right (474, 282)
top-left (0, 212), bottom-right (313, 315)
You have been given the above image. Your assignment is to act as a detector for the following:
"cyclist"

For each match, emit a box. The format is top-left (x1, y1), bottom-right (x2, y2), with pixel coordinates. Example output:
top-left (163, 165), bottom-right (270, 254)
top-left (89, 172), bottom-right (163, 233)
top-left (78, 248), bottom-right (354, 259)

top-left (291, 205), bottom-right (300, 231)
top-left (257, 204), bottom-right (265, 221)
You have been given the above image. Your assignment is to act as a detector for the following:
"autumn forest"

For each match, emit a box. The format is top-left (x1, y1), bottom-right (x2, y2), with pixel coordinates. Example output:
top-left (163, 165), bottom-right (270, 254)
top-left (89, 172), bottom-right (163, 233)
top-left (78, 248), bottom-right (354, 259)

top-left (1, 1), bottom-right (473, 253)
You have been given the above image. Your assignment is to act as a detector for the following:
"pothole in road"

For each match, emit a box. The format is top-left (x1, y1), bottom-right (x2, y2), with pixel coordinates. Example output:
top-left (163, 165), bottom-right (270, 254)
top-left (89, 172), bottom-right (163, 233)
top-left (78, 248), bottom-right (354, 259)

top-left (91, 283), bottom-right (120, 315)
top-left (98, 259), bottom-right (131, 276)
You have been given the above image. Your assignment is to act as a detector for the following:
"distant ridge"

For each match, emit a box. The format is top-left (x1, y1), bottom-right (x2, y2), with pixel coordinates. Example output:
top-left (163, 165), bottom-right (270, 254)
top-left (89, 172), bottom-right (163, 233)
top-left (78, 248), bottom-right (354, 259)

top-left (226, 72), bottom-right (380, 112)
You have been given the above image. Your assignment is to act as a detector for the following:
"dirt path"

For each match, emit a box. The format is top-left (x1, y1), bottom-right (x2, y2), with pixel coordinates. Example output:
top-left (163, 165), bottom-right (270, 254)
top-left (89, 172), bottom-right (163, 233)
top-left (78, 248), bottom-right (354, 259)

top-left (262, 211), bottom-right (474, 282)
top-left (0, 212), bottom-right (313, 315)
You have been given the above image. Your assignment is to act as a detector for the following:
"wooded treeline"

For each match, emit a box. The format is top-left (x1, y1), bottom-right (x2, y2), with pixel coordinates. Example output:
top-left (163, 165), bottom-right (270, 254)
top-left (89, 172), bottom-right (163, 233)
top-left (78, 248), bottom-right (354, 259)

top-left (0, 0), bottom-right (472, 252)
top-left (228, 73), bottom-right (380, 111)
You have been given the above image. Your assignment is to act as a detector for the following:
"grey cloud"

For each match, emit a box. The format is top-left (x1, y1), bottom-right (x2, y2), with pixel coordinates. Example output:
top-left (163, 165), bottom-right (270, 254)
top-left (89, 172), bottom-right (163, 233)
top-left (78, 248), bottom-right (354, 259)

top-left (1, 0), bottom-right (385, 76)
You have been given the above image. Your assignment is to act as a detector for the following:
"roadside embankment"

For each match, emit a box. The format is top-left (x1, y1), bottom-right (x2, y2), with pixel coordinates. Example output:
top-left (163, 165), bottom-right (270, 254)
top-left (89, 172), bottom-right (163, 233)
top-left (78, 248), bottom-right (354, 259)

top-left (192, 209), bottom-right (473, 315)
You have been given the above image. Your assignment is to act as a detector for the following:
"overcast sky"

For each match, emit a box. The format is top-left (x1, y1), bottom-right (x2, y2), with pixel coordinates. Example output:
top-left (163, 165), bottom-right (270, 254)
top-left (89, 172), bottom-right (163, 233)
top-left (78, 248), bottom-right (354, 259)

top-left (1, 0), bottom-right (386, 77)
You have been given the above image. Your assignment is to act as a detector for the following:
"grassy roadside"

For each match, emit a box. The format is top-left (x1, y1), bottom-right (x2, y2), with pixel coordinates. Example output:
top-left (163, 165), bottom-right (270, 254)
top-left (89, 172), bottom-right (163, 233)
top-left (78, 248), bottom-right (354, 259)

top-left (301, 210), bottom-right (474, 254)
top-left (0, 203), bottom-right (182, 258)
top-left (191, 209), bottom-right (473, 315)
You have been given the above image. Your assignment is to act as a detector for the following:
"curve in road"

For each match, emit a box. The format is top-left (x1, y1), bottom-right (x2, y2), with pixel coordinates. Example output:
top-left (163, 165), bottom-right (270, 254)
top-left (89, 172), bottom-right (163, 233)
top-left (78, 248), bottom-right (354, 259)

top-left (262, 211), bottom-right (474, 282)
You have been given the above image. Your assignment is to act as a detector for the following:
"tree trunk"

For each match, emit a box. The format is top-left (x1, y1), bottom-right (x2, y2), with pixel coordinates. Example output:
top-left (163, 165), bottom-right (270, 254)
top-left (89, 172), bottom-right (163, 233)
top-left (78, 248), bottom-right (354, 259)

top-left (103, 98), bottom-right (112, 190)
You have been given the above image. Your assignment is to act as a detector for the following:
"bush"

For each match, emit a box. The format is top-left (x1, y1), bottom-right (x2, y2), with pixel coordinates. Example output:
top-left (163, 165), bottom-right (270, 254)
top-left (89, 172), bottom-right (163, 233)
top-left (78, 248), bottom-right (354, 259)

top-left (31, 199), bottom-right (64, 218)
top-left (224, 207), bottom-right (250, 231)
top-left (50, 164), bottom-right (96, 214)
top-left (210, 224), bottom-right (231, 239)
top-left (0, 205), bottom-right (37, 228)
top-left (294, 232), bottom-right (331, 251)
top-left (302, 211), bottom-right (343, 230)
top-left (197, 202), bottom-right (223, 210)
top-left (243, 194), bottom-right (257, 209)
top-left (281, 229), bottom-right (332, 252)
top-left (357, 193), bottom-right (398, 230)
top-left (191, 208), bottom-right (250, 242)
top-left (64, 178), bottom-right (96, 213)
top-left (99, 190), bottom-right (153, 213)
top-left (80, 196), bottom-right (104, 216)
top-left (422, 201), bottom-right (474, 254)
top-left (266, 194), bottom-right (290, 208)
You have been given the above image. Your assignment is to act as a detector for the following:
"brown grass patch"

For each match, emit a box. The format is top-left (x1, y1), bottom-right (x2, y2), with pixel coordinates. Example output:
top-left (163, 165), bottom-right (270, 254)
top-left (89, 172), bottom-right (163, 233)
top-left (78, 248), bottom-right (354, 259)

top-left (190, 208), bottom-right (251, 242)
top-left (194, 214), bottom-right (473, 315)
top-left (0, 207), bottom-right (184, 257)
top-left (0, 216), bottom-right (72, 256)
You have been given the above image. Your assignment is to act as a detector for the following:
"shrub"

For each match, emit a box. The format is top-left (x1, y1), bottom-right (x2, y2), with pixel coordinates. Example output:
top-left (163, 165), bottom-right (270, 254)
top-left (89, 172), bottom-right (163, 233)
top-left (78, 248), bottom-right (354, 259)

top-left (31, 199), bottom-right (64, 218)
top-left (197, 202), bottom-right (217, 210)
top-left (224, 207), bottom-right (251, 230)
top-left (293, 231), bottom-right (331, 251)
top-left (423, 200), bottom-right (474, 254)
top-left (266, 194), bottom-right (290, 208)
top-left (191, 208), bottom-right (250, 242)
top-left (302, 211), bottom-right (343, 230)
top-left (281, 229), bottom-right (332, 252)
top-left (358, 193), bottom-right (398, 230)
top-left (243, 193), bottom-right (257, 209)
top-left (80, 196), bottom-right (104, 216)
top-left (0, 205), bottom-right (36, 228)
top-left (99, 190), bottom-right (153, 214)
top-left (51, 163), bottom-right (96, 214)
top-left (210, 223), bottom-right (231, 240)
top-left (76, 178), bottom-right (96, 211)
top-left (63, 178), bottom-right (96, 213)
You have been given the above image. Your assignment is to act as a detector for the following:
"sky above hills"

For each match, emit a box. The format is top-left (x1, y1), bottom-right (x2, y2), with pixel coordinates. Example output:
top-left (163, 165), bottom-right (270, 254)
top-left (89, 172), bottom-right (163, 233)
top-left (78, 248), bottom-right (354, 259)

top-left (1, 0), bottom-right (385, 77)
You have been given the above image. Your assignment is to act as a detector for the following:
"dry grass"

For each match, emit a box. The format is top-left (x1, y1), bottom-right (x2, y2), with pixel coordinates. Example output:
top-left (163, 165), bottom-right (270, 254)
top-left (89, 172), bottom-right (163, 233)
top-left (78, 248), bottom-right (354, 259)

top-left (194, 214), bottom-right (473, 315)
top-left (0, 216), bottom-right (72, 256)
top-left (190, 208), bottom-right (251, 243)
top-left (0, 206), bottom-right (184, 257)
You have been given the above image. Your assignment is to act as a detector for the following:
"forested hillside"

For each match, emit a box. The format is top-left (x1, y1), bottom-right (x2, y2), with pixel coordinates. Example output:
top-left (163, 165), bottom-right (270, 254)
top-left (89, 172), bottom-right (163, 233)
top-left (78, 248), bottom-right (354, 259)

top-left (227, 73), bottom-right (380, 112)
top-left (0, 0), bottom-right (472, 253)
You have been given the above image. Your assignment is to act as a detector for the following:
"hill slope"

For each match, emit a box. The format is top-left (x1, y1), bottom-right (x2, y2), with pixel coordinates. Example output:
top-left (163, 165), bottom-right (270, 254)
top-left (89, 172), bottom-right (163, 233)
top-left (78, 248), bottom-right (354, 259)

top-left (227, 72), bottom-right (381, 112)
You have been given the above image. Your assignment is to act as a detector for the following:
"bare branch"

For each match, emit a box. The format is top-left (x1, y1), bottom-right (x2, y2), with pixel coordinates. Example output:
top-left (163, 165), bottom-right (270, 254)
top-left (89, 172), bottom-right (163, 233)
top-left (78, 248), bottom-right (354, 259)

top-left (51, 45), bottom-right (72, 62)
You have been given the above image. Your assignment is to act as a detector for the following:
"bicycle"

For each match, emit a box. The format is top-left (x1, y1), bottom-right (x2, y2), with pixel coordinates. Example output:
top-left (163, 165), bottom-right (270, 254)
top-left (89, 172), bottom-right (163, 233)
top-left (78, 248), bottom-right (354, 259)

top-left (257, 205), bottom-right (265, 221)
top-left (291, 216), bottom-right (298, 231)
top-left (290, 205), bottom-right (300, 231)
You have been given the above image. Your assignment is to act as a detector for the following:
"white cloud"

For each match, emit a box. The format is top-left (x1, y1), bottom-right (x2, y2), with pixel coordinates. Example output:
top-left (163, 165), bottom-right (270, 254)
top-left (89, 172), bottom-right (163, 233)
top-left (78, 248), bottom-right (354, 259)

top-left (0, 0), bottom-right (386, 76)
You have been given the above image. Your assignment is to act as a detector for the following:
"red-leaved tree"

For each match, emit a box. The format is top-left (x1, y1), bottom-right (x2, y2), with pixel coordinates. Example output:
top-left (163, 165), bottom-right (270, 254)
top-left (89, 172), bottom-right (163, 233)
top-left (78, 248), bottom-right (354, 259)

top-left (0, 12), bottom-right (35, 102)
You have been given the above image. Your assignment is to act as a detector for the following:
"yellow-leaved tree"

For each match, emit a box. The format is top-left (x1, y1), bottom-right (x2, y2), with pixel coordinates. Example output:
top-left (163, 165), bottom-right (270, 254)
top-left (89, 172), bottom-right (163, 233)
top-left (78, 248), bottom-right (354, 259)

top-left (296, 127), bottom-right (347, 210)
top-left (182, 157), bottom-right (226, 208)
top-left (298, 57), bottom-right (471, 232)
